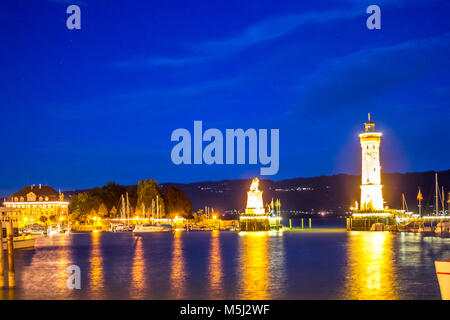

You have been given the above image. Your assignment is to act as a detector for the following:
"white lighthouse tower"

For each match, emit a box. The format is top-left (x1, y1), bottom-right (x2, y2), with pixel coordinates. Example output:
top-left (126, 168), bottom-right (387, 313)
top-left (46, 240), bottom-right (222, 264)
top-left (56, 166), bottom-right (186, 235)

top-left (359, 114), bottom-right (384, 211)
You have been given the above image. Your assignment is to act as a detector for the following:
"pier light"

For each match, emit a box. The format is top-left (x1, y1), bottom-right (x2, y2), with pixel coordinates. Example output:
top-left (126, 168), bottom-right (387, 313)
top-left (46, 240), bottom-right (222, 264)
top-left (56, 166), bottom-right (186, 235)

top-left (213, 215), bottom-right (217, 219)
top-left (352, 212), bottom-right (392, 218)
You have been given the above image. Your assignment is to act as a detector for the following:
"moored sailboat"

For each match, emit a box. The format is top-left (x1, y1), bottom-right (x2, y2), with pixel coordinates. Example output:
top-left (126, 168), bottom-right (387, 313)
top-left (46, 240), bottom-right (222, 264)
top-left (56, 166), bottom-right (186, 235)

top-left (111, 193), bottom-right (135, 232)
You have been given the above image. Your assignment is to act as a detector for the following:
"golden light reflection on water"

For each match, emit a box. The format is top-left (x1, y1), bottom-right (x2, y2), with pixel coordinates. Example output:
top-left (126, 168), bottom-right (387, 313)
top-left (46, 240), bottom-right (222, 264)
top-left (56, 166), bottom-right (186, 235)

top-left (130, 236), bottom-right (146, 298)
top-left (239, 232), bottom-right (270, 300)
top-left (170, 230), bottom-right (185, 299)
top-left (13, 235), bottom-right (73, 299)
top-left (57, 236), bottom-right (73, 297)
top-left (88, 231), bottom-right (104, 299)
top-left (344, 232), bottom-right (397, 300)
top-left (208, 230), bottom-right (223, 298)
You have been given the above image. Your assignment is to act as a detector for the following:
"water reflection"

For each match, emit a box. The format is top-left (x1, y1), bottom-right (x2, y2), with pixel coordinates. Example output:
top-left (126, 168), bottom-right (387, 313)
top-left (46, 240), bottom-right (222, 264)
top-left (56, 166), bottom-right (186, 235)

top-left (130, 236), bottom-right (146, 299)
top-left (7, 229), bottom-right (447, 300)
top-left (267, 231), bottom-right (286, 299)
top-left (208, 230), bottom-right (223, 298)
top-left (0, 288), bottom-right (15, 300)
top-left (170, 231), bottom-right (185, 299)
top-left (88, 231), bottom-right (104, 299)
top-left (344, 232), bottom-right (397, 299)
top-left (15, 235), bottom-right (72, 299)
top-left (238, 232), bottom-right (270, 299)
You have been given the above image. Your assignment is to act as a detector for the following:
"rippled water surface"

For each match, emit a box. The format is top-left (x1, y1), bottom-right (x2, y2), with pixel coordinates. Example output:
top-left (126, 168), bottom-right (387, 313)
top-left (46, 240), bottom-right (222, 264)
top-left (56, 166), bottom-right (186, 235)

top-left (1, 219), bottom-right (449, 300)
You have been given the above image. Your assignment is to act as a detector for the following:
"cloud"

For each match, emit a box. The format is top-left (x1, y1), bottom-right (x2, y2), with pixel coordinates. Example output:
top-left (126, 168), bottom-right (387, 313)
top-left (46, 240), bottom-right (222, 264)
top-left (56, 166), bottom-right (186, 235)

top-left (113, 0), bottom-right (438, 69)
top-left (288, 33), bottom-right (450, 119)
top-left (195, 10), bottom-right (357, 55)
top-left (115, 8), bottom-right (360, 69)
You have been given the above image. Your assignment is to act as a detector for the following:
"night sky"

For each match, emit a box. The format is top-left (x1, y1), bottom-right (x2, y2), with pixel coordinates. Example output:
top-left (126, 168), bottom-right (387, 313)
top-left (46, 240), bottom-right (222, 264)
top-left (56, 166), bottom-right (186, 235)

top-left (1, 0), bottom-right (450, 196)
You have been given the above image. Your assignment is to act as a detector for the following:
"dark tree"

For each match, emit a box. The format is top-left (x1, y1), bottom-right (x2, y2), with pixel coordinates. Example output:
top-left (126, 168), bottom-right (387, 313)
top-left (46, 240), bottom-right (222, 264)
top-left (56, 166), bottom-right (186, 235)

top-left (163, 186), bottom-right (193, 219)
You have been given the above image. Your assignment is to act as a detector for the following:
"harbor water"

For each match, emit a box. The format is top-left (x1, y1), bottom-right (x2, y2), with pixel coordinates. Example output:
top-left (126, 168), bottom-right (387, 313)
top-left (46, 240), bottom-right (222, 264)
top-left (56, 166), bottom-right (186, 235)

top-left (1, 218), bottom-right (449, 300)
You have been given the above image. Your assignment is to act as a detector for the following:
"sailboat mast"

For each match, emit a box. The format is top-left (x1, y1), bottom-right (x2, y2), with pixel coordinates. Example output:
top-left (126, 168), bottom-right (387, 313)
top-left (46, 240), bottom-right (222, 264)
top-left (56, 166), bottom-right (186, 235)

top-left (126, 192), bottom-right (130, 224)
top-left (156, 195), bottom-right (159, 219)
top-left (142, 202), bottom-right (145, 220)
top-left (152, 198), bottom-right (155, 219)
top-left (121, 194), bottom-right (125, 221)
top-left (441, 186), bottom-right (445, 215)
top-left (435, 173), bottom-right (439, 216)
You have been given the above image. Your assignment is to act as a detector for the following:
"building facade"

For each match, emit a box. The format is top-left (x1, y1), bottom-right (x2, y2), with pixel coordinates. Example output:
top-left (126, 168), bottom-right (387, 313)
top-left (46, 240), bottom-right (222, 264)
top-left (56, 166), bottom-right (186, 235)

top-left (3, 184), bottom-right (69, 225)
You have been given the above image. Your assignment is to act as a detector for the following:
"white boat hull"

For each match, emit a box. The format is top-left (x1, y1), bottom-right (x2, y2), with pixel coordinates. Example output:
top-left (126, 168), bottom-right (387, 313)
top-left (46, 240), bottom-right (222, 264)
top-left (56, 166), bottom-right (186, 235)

top-left (133, 225), bottom-right (171, 232)
top-left (435, 260), bottom-right (450, 300)
top-left (2, 236), bottom-right (36, 250)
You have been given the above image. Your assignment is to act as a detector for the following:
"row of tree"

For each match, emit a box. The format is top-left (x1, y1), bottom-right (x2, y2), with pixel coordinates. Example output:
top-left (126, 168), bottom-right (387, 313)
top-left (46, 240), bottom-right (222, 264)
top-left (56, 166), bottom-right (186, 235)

top-left (69, 180), bottom-right (193, 222)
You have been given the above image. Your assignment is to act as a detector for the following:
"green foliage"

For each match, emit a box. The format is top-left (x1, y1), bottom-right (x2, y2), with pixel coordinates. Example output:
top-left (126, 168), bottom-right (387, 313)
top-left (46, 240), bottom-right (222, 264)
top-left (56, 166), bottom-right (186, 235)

top-left (69, 180), bottom-right (193, 222)
top-left (137, 179), bottom-right (165, 216)
top-left (110, 206), bottom-right (118, 216)
top-left (39, 216), bottom-right (48, 224)
top-left (163, 186), bottom-right (193, 219)
top-left (69, 182), bottom-right (126, 221)
top-left (97, 203), bottom-right (108, 218)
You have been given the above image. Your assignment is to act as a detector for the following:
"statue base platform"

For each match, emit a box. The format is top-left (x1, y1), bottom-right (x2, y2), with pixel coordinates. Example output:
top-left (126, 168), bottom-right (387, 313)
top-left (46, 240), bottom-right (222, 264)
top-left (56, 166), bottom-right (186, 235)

top-left (239, 216), bottom-right (270, 231)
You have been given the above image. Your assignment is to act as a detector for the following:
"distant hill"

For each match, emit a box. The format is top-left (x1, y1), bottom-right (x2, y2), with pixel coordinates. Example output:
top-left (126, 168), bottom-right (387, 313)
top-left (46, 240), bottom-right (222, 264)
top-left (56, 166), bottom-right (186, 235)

top-left (161, 170), bottom-right (450, 215)
top-left (65, 170), bottom-right (450, 216)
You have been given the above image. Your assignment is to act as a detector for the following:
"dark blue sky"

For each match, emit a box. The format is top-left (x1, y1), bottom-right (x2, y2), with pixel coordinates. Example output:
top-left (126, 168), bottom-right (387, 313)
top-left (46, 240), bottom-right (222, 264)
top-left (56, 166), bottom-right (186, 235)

top-left (1, 0), bottom-right (450, 196)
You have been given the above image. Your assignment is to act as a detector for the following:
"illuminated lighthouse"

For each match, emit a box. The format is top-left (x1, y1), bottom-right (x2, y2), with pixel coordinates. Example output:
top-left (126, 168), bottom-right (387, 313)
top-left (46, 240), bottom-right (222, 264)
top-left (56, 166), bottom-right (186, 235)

top-left (359, 114), bottom-right (384, 211)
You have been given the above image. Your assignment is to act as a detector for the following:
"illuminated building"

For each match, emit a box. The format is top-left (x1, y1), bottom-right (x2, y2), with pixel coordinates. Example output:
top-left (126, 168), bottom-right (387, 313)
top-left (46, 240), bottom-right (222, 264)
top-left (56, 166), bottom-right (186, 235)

top-left (351, 115), bottom-right (394, 230)
top-left (3, 184), bottom-right (69, 226)
top-left (351, 115), bottom-right (448, 231)
top-left (239, 178), bottom-right (270, 231)
top-left (359, 114), bottom-right (384, 211)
